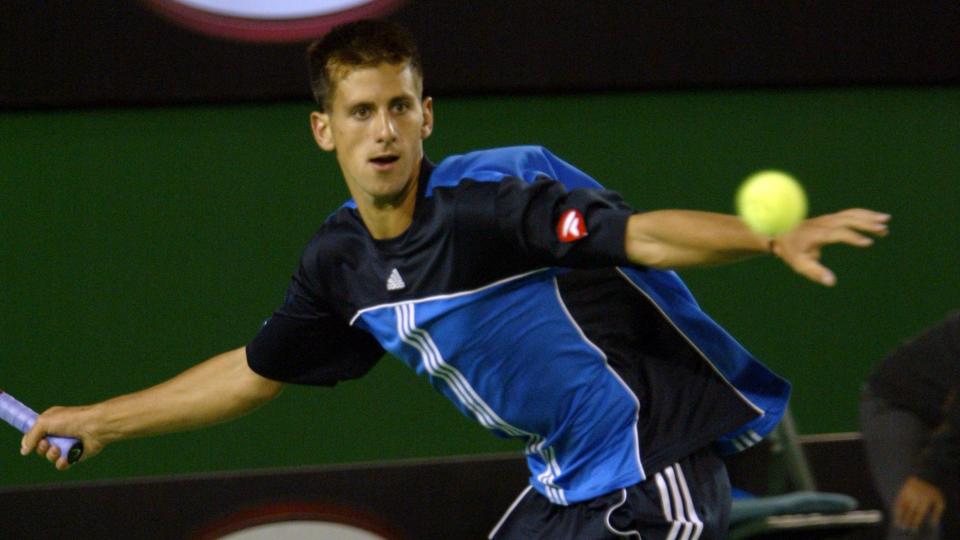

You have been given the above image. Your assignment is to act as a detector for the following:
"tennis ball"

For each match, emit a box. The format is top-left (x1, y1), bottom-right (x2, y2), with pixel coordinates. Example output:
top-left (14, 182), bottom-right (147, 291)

top-left (736, 170), bottom-right (808, 235)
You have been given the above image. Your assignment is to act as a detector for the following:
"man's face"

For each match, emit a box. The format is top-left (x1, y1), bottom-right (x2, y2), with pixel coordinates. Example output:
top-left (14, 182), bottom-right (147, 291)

top-left (311, 62), bottom-right (433, 208)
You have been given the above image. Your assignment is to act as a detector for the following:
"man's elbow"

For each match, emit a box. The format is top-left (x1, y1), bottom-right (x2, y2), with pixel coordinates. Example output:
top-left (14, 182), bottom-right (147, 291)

top-left (624, 214), bottom-right (672, 269)
top-left (246, 371), bottom-right (284, 405)
top-left (626, 239), bottom-right (673, 269)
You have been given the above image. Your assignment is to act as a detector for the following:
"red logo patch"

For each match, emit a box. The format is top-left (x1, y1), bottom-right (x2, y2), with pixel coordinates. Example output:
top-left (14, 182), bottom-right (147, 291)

top-left (557, 209), bottom-right (587, 243)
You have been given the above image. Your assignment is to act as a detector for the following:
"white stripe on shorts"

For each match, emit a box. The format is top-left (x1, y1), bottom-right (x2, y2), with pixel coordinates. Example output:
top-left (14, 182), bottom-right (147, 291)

top-left (655, 462), bottom-right (704, 540)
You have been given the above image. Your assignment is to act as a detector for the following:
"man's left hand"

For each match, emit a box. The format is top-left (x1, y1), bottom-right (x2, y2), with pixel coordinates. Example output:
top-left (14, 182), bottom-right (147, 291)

top-left (773, 209), bottom-right (890, 286)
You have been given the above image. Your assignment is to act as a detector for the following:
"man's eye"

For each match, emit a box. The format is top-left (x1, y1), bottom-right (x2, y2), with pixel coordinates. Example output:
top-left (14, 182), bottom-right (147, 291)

top-left (392, 102), bottom-right (410, 113)
top-left (352, 106), bottom-right (371, 118)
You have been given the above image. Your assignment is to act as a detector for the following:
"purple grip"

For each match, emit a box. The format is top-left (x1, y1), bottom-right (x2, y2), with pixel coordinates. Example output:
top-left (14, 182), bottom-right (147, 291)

top-left (0, 392), bottom-right (83, 463)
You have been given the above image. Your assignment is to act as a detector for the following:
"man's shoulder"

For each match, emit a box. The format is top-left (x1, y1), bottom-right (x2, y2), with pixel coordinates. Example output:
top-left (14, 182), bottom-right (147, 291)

top-left (432, 145), bottom-right (554, 183)
top-left (429, 145), bottom-right (602, 192)
top-left (448, 144), bottom-right (553, 163)
top-left (299, 207), bottom-right (367, 266)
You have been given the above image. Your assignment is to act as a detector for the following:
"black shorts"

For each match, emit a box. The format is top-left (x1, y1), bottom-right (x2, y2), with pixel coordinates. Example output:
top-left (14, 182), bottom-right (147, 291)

top-left (488, 446), bottom-right (730, 540)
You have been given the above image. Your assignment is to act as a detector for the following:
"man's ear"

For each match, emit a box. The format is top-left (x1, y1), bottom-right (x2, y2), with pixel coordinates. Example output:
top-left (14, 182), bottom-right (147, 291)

top-left (420, 97), bottom-right (434, 140)
top-left (310, 111), bottom-right (335, 152)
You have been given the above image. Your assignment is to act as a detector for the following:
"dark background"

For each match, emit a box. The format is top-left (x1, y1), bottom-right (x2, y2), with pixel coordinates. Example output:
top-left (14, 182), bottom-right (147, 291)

top-left (2, 1), bottom-right (959, 109)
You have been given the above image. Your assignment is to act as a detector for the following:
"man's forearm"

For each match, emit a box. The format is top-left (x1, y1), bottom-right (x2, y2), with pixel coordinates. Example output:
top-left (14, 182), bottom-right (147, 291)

top-left (24, 346), bottom-right (284, 460)
top-left (89, 347), bottom-right (283, 443)
top-left (624, 210), bottom-right (770, 268)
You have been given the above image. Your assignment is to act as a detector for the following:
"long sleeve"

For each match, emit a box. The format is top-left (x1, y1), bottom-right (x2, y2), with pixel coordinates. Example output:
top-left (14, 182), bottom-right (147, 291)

top-left (915, 387), bottom-right (960, 489)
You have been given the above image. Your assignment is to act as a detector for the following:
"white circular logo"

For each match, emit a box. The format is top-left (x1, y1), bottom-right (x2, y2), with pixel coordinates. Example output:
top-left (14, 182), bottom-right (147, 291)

top-left (141, 0), bottom-right (406, 42)
top-left (217, 521), bottom-right (386, 540)
top-left (192, 502), bottom-right (403, 540)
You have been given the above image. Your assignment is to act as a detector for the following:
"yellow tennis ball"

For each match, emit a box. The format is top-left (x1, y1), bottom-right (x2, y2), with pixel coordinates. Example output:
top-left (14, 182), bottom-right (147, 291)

top-left (736, 170), bottom-right (808, 235)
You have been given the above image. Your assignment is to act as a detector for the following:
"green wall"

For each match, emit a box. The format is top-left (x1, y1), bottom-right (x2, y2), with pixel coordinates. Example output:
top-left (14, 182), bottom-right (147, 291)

top-left (1, 87), bottom-right (958, 488)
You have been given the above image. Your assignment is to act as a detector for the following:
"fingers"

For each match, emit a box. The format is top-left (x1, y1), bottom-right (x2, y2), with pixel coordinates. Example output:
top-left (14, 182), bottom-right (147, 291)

top-left (20, 410), bottom-right (78, 471)
top-left (895, 489), bottom-right (922, 530)
top-left (30, 438), bottom-right (73, 470)
top-left (931, 496), bottom-right (945, 526)
top-left (822, 227), bottom-right (875, 249)
top-left (775, 208), bottom-right (889, 286)
top-left (818, 209), bottom-right (891, 238)
top-left (20, 423), bottom-right (46, 457)
top-left (776, 244), bottom-right (836, 287)
top-left (41, 441), bottom-right (60, 463)
top-left (894, 478), bottom-right (946, 531)
top-left (896, 499), bottom-right (929, 531)
top-left (790, 256), bottom-right (836, 287)
top-left (24, 434), bottom-right (74, 470)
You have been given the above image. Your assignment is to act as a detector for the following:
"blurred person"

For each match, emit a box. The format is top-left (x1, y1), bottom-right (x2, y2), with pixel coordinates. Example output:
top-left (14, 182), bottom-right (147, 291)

top-left (861, 311), bottom-right (960, 539)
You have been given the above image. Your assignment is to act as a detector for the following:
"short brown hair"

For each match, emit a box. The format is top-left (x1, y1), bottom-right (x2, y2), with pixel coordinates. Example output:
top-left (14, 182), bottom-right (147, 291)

top-left (307, 19), bottom-right (423, 111)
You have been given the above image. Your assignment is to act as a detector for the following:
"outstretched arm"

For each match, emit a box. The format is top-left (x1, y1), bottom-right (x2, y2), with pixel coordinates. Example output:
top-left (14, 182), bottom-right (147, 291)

top-left (624, 208), bottom-right (890, 286)
top-left (21, 347), bottom-right (283, 470)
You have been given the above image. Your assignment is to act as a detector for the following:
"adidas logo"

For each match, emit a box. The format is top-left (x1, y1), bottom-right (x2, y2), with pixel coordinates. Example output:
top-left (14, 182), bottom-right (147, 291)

top-left (386, 268), bottom-right (406, 291)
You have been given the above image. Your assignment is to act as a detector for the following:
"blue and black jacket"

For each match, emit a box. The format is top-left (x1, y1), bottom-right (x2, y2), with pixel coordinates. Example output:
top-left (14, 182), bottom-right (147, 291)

top-left (247, 145), bottom-right (791, 505)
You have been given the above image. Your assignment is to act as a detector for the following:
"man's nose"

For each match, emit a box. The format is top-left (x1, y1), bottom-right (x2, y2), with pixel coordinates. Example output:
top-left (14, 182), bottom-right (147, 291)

top-left (375, 111), bottom-right (398, 143)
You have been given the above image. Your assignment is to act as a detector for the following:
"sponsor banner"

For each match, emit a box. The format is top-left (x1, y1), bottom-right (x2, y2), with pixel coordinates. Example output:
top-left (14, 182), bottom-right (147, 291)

top-left (194, 502), bottom-right (402, 540)
top-left (141, 0), bottom-right (406, 42)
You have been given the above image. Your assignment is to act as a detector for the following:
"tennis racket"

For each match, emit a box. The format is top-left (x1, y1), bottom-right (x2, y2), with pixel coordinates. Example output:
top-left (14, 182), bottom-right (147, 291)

top-left (0, 390), bottom-right (83, 464)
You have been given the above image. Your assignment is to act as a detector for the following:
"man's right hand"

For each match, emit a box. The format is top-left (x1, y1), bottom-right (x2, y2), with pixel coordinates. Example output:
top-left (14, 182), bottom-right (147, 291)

top-left (21, 404), bottom-right (107, 471)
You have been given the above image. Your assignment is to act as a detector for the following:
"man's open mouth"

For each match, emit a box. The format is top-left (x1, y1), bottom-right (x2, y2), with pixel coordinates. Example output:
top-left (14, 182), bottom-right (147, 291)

top-left (370, 155), bottom-right (399, 165)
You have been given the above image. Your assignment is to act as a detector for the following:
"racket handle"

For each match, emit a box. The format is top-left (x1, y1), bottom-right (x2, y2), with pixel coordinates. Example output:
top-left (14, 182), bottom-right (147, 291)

top-left (0, 392), bottom-right (84, 464)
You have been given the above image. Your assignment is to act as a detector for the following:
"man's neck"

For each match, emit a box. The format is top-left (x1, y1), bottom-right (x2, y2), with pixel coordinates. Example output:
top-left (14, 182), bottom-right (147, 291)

top-left (355, 169), bottom-right (421, 240)
top-left (359, 194), bottom-right (417, 240)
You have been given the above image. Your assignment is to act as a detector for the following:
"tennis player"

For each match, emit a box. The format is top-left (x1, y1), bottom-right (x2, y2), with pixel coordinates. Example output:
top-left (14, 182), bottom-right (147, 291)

top-left (22, 19), bottom-right (890, 539)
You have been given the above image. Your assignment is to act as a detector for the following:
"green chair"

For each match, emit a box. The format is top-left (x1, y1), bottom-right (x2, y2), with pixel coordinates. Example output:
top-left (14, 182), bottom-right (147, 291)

top-left (728, 408), bottom-right (883, 539)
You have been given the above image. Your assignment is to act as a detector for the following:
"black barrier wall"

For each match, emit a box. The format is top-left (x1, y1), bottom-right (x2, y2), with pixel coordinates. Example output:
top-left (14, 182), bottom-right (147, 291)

top-left (0, 437), bottom-right (883, 539)
top-left (0, 454), bottom-right (531, 539)
top-left (3, 2), bottom-right (959, 108)
top-left (1, 87), bottom-right (959, 489)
